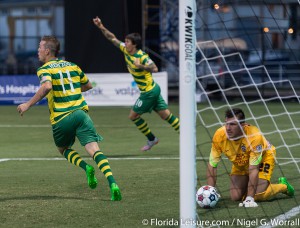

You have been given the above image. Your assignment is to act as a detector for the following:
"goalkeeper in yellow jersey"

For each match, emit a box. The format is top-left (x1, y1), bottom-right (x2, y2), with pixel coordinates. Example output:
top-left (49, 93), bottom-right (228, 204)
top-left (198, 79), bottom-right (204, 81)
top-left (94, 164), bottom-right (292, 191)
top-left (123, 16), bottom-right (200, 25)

top-left (93, 16), bottom-right (180, 151)
top-left (17, 35), bottom-right (121, 201)
top-left (207, 108), bottom-right (294, 207)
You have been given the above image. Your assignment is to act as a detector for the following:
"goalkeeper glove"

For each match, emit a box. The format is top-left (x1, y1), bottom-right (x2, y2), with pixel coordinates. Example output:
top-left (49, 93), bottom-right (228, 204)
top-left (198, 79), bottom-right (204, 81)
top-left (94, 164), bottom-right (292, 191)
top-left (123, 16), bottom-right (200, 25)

top-left (240, 196), bottom-right (258, 207)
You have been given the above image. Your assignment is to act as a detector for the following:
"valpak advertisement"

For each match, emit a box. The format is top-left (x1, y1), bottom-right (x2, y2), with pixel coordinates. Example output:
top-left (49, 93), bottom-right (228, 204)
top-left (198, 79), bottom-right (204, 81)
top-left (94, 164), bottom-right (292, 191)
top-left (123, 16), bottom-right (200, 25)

top-left (84, 72), bottom-right (168, 106)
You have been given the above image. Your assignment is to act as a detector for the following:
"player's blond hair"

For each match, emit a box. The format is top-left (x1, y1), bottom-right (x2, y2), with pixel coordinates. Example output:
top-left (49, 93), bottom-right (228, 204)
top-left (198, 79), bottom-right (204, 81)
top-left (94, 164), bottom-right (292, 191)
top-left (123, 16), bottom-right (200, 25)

top-left (41, 35), bottom-right (60, 57)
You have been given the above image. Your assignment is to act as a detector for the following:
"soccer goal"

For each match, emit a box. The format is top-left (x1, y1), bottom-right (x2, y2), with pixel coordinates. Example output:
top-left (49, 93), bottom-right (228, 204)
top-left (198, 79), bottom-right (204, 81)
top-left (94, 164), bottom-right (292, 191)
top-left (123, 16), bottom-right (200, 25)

top-left (179, 0), bottom-right (300, 227)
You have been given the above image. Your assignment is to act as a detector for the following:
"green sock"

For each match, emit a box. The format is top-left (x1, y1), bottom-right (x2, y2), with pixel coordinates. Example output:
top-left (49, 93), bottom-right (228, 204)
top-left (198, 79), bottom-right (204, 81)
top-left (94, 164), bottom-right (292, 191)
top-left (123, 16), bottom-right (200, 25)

top-left (133, 117), bottom-right (155, 141)
top-left (165, 113), bottom-right (180, 132)
top-left (93, 151), bottom-right (116, 187)
top-left (63, 149), bottom-right (88, 171)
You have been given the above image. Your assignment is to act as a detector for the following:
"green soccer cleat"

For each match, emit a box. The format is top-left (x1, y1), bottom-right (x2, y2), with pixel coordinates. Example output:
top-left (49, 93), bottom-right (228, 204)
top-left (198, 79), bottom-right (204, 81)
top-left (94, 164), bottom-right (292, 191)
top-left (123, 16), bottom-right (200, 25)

top-left (110, 183), bottom-right (122, 201)
top-left (86, 165), bottom-right (98, 189)
top-left (279, 177), bottom-right (294, 197)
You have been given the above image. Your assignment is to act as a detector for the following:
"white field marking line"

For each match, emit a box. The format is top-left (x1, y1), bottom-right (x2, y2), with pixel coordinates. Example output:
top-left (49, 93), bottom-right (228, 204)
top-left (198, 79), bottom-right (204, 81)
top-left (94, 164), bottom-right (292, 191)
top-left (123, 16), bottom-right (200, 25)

top-left (0, 124), bottom-right (128, 128)
top-left (0, 157), bottom-right (181, 162)
top-left (0, 124), bottom-right (100, 128)
top-left (278, 160), bottom-right (300, 165)
top-left (257, 206), bottom-right (300, 228)
top-left (0, 124), bottom-right (166, 128)
top-left (0, 157), bottom-right (181, 163)
top-left (0, 157), bottom-right (299, 163)
top-left (0, 124), bottom-right (50, 128)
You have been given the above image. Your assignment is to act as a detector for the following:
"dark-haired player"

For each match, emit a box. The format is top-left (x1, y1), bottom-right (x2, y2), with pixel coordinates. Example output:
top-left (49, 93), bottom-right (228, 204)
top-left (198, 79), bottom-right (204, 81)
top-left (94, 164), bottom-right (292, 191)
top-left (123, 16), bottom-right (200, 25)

top-left (93, 16), bottom-right (180, 151)
top-left (207, 108), bottom-right (294, 207)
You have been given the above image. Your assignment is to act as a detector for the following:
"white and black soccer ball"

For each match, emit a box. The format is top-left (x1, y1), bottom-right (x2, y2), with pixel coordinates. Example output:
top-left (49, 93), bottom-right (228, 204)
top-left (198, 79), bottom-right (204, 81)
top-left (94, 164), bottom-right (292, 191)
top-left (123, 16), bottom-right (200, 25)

top-left (196, 185), bottom-right (220, 208)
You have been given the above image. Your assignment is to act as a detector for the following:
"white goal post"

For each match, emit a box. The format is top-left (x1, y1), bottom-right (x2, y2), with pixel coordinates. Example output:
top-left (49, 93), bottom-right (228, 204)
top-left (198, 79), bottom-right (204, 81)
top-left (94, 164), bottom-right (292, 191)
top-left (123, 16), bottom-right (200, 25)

top-left (177, 0), bottom-right (300, 226)
top-left (179, 0), bottom-right (197, 227)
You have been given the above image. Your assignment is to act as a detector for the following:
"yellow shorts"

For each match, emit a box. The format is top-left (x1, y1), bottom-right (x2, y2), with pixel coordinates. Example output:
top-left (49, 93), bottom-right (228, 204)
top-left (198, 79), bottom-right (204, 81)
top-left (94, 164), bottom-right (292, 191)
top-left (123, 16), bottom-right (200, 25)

top-left (231, 146), bottom-right (276, 182)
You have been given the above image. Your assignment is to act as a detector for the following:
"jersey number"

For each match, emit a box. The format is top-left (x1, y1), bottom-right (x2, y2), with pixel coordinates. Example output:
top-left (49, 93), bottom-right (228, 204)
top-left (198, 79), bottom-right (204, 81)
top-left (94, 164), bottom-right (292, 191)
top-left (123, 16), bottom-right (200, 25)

top-left (59, 70), bottom-right (75, 93)
top-left (135, 99), bottom-right (143, 107)
top-left (259, 162), bottom-right (270, 173)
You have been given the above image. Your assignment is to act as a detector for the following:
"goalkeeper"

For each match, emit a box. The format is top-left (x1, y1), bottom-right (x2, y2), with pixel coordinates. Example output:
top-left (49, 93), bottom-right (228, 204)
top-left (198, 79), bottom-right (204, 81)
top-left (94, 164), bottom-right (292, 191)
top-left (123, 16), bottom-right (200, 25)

top-left (207, 108), bottom-right (294, 207)
top-left (92, 16), bottom-right (180, 151)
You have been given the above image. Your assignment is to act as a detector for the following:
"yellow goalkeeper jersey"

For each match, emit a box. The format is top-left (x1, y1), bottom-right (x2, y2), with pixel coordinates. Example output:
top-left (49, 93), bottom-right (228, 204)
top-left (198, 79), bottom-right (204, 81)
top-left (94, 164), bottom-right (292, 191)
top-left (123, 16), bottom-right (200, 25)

top-left (119, 42), bottom-right (155, 92)
top-left (37, 59), bottom-right (89, 125)
top-left (209, 124), bottom-right (272, 170)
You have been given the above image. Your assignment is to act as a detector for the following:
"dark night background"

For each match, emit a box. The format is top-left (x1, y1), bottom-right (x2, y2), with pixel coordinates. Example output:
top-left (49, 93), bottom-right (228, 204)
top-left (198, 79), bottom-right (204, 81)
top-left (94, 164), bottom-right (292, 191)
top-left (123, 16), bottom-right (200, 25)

top-left (64, 0), bottom-right (145, 73)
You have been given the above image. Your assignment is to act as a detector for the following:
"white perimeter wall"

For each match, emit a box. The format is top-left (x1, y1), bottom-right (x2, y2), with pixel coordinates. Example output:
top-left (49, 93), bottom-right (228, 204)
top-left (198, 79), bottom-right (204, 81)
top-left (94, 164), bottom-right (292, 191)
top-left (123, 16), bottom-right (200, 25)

top-left (84, 72), bottom-right (168, 106)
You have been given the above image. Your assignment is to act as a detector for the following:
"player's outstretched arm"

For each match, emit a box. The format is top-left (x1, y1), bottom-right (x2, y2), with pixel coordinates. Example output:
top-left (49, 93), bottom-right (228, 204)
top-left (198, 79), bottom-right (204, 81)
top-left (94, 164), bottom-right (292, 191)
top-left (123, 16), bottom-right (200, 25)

top-left (17, 81), bottom-right (52, 116)
top-left (93, 16), bottom-right (121, 48)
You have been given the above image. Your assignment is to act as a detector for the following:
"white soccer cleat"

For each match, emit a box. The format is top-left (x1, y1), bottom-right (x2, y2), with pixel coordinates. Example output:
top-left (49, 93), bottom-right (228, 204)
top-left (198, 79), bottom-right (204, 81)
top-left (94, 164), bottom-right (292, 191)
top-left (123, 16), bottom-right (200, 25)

top-left (141, 137), bottom-right (159, 151)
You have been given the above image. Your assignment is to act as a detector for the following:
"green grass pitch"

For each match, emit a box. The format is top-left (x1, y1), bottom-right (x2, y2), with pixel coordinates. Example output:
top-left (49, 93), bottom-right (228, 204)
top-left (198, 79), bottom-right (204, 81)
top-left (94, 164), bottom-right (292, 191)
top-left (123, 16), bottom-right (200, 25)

top-left (0, 103), bottom-right (299, 227)
top-left (0, 104), bottom-right (179, 228)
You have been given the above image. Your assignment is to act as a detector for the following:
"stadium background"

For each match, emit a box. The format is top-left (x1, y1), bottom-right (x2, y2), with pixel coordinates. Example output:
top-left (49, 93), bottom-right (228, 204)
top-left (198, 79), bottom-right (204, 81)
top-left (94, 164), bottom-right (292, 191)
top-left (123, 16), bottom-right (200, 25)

top-left (0, 0), bottom-right (299, 97)
top-left (0, 1), bottom-right (300, 227)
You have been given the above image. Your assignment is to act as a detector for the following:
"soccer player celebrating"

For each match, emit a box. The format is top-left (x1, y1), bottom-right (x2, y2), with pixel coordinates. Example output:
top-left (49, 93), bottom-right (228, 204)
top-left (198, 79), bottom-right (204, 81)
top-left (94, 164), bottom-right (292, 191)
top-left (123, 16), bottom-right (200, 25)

top-left (93, 16), bottom-right (180, 151)
top-left (207, 108), bottom-right (294, 207)
top-left (17, 35), bottom-right (122, 201)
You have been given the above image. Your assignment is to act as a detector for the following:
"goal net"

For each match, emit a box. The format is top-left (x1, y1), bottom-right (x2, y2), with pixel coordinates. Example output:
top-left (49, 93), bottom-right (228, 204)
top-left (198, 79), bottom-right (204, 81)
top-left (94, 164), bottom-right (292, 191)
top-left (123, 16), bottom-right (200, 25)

top-left (196, 39), bottom-right (300, 227)
top-left (177, 0), bottom-right (300, 227)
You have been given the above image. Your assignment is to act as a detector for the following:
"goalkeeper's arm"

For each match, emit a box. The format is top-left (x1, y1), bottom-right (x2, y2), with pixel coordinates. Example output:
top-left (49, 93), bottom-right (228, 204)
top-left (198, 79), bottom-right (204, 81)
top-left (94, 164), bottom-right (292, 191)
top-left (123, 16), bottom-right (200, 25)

top-left (241, 165), bottom-right (259, 207)
top-left (206, 163), bottom-right (217, 187)
top-left (247, 164), bottom-right (259, 198)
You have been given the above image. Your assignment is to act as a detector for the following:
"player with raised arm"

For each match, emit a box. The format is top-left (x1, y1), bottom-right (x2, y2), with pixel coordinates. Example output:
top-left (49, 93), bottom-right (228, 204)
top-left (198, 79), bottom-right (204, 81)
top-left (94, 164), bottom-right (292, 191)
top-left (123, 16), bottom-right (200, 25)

top-left (92, 16), bottom-right (180, 151)
top-left (206, 108), bottom-right (294, 207)
top-left (17, 35), bottom-right (121, 201)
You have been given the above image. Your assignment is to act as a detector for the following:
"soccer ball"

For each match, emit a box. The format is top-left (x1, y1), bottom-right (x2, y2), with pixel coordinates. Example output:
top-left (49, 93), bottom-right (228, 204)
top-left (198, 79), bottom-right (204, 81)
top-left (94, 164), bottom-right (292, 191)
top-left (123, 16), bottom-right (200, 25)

top-left (196, 185), bottom-right (220, 208)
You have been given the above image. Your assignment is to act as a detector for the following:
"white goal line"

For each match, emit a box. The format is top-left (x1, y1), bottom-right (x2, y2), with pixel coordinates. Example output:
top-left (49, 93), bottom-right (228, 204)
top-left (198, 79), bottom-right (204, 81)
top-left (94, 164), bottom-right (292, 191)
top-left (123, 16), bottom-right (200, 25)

top-left (0, 124), bottom-right (166, 128)
top-left (0, 157), bottom-right (299, 163)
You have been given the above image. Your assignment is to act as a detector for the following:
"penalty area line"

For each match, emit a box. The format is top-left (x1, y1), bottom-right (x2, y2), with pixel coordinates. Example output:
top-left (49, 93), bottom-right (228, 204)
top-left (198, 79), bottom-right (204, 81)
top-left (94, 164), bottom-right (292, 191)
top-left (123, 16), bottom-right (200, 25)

top-left (257, 206), bottom-right (300, 228)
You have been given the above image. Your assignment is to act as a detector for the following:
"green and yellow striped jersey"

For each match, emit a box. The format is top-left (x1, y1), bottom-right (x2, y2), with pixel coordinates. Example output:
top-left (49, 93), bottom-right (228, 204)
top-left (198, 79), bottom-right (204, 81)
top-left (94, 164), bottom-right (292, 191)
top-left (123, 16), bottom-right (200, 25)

top-left (119, 42), bottom-right (155, 92)
top-left (37, 59), bottom-right (89, 125)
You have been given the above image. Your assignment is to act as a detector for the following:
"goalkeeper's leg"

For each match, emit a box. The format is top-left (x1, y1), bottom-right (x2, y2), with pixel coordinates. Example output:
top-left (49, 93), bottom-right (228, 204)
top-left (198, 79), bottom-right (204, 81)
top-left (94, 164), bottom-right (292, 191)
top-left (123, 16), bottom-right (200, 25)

top-left (229, 175), bottom-right (248, 201)
top-left (253, 148), bottom-right (294, 201)
top-left (255, 178), bottom-right (294, 201)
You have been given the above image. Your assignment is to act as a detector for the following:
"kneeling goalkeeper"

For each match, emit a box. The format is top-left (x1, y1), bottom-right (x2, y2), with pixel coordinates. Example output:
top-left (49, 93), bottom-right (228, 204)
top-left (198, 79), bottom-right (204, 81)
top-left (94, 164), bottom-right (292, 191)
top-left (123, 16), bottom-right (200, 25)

top-left (206, 108), bottom-right (294, 207)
